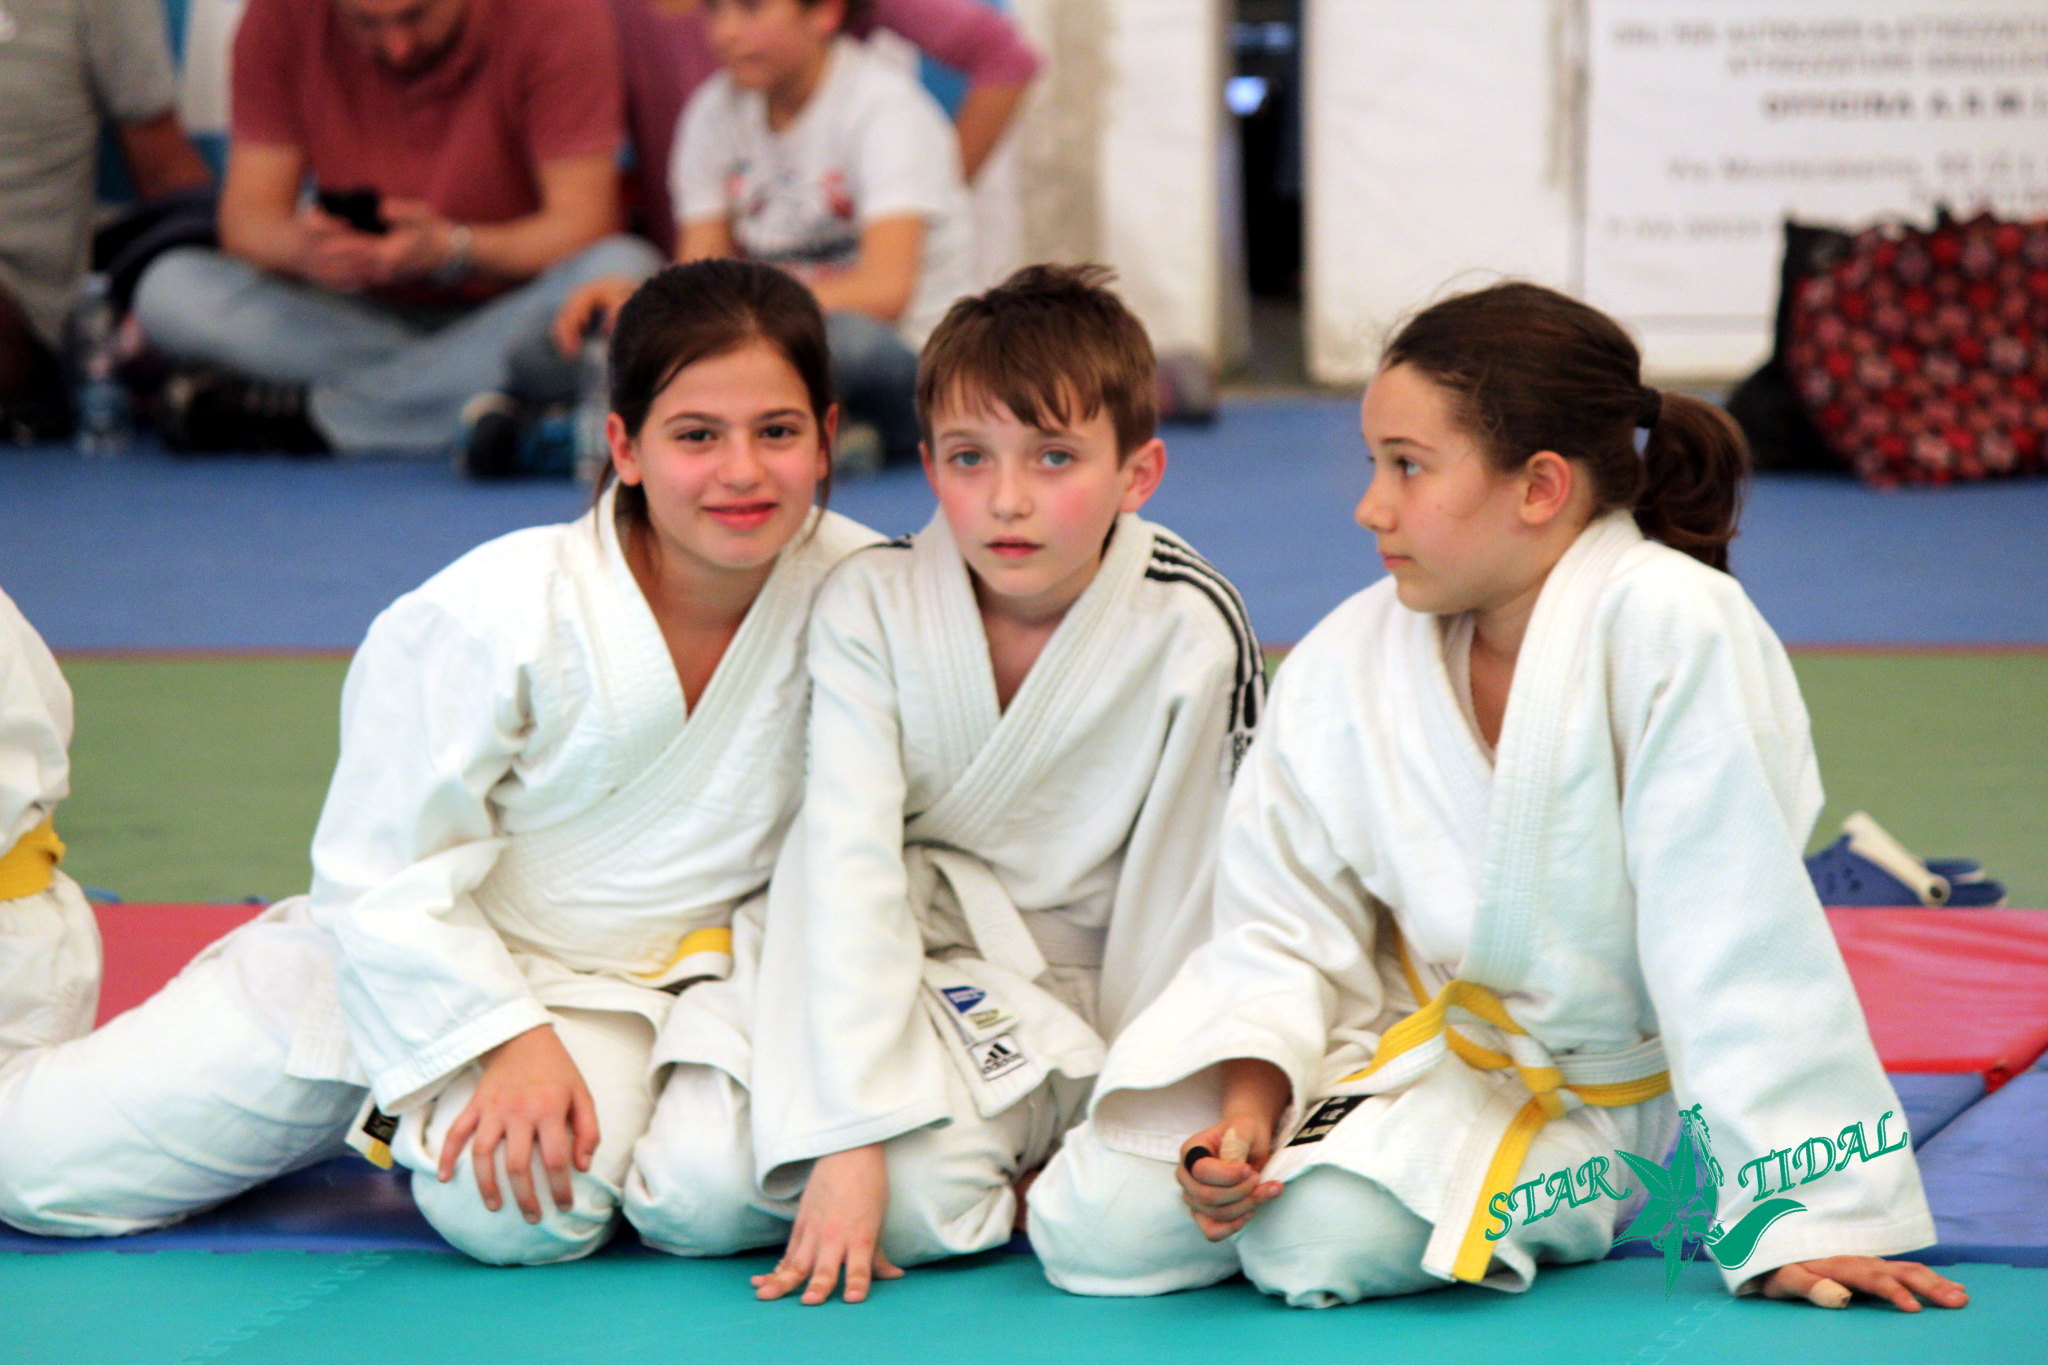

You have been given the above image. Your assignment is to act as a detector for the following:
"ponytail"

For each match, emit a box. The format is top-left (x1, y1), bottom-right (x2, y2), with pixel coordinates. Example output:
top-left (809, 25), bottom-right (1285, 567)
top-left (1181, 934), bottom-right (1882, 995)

top-left (1382, 282), bottom-right (1752, 572)
top-left (1636, 392), bottom-right (1748, 572)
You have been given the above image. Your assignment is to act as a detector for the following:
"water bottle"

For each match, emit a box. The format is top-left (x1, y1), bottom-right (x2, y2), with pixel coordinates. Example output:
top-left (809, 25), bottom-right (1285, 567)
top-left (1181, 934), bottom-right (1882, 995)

top-left (66, 274), bottom-right (129, 455)
top-left (574, 334), bottom-right (610, 486)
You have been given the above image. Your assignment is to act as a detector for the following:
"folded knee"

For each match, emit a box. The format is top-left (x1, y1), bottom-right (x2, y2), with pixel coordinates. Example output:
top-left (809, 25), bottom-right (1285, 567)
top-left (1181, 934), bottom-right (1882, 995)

top-left (410, 1168), bottom-right (619, 1267)
top-left (131, 248), bottom-right (242, 350)
top-left (622, 1146), bottom-right (778, 1257)
top-left (1029, 1148), bottom-right (1236, 1297)
top-left (1237, 1168), bottom-right (1438, 1307)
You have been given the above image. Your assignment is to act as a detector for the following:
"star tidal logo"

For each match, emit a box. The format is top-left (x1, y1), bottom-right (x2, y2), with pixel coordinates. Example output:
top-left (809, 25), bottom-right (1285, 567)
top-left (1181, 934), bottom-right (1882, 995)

top-left (1485, 1103), bottom-right (1911, 1293)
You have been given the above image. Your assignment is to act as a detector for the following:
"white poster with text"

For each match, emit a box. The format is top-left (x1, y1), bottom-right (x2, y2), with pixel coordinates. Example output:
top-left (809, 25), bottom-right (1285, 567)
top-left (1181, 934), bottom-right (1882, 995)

top-left (1585, 1), bottom-right (2048, 376)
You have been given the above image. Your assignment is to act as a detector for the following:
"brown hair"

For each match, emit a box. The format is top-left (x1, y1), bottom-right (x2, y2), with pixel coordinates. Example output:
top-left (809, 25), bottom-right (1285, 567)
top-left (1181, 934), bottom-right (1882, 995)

top-left (916, 263), bottom-right (1157, 459)
top-left (1382, 281), bottom-right (1749, 571)
top-left (599, 258), bottom-right (834, 522)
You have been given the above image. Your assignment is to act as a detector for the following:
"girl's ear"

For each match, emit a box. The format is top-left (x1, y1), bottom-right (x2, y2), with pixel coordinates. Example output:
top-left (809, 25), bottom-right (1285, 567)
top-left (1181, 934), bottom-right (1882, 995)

top-left (608, 412), bottom-right (642, 485)
top-left (818, 402), bottom-right (839, 484)
top-left (1519, 449), bottom-right (1576, 527)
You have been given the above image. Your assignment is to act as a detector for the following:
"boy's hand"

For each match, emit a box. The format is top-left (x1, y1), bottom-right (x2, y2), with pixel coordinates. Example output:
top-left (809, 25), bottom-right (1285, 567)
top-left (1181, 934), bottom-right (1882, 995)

top-left (1761, 1257), bottom-right (1968, 1312)
top-left (753, 1144), bottom-right (904, 1305)
top-left (435, 1024), bottom-right (598, 1224)
top-left (1177, 1116), bottom-right (1283, 1241)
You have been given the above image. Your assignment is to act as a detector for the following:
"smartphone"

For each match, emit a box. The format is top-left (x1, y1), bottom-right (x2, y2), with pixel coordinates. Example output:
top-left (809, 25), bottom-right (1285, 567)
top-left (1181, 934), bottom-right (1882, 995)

top-left (315, 188), bottom-right (388, 235)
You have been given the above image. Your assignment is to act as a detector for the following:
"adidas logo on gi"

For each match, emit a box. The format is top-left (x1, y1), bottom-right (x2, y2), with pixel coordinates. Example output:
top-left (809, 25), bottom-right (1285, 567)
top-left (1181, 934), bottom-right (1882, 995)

top-left (975, 1034), bottom-right (1026, 1080)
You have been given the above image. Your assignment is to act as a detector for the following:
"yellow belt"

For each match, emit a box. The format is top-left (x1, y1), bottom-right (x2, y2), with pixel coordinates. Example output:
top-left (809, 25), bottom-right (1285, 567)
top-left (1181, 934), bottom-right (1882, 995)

top-left (630, 925), bottom-right (735, 983)
top-left (1337, 935), bottom-right (1670, 1283)
top-left (0, 817), bottom-right (64, 900)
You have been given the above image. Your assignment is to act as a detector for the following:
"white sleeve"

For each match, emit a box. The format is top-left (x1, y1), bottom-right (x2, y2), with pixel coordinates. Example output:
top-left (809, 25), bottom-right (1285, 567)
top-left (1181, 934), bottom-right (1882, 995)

top-left (1622, 590), bottom-right (1935, 1289)
top-left (0, 597), bottom-right (71, 849)
top-left (849, 79), bottom-right (959, 225)
top-left (671, 82), bottom-right (735, 229)
top-left (1091, 652), bottom-right (1386, 1157)
top-left (308, 594), bottom-right (550, 1110)
top-left (750, 564), bottom-right (952, 1182)
top-left (1095, 631), bottom-right (1256, 1038)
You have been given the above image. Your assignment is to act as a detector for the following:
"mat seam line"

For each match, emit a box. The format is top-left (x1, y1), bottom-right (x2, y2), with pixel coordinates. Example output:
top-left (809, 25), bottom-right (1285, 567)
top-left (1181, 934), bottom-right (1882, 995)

top-left (175, 1251), bottom-right (391, 1363)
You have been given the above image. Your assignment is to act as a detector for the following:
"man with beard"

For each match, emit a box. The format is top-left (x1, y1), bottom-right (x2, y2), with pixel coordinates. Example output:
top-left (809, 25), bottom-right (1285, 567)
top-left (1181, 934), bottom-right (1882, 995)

top-left (132, 0), bottom-right (660, 454)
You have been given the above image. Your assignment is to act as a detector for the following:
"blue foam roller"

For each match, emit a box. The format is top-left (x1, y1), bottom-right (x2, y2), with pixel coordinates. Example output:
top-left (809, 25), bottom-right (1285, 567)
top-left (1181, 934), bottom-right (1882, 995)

top-left (1914, 1072), bottom-right (2048, 1266)
top-left (1889, 1071), bottom-right (1988, 1148)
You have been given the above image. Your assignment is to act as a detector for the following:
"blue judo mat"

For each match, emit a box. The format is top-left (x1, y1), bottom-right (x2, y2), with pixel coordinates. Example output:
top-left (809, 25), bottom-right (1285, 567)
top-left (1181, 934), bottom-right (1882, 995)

top-left (6, 406), bottom-right (2048, 650)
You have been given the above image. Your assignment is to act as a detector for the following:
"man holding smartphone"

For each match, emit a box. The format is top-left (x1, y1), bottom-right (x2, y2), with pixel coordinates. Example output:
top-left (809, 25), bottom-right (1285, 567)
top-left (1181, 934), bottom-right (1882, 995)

top-left (132, 0), bottom-right (659, 454)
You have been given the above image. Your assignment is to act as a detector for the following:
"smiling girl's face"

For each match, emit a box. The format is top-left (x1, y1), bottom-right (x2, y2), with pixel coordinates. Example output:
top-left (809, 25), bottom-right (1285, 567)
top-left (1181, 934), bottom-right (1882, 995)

top-left (610, 337), bottom-right (832, 581)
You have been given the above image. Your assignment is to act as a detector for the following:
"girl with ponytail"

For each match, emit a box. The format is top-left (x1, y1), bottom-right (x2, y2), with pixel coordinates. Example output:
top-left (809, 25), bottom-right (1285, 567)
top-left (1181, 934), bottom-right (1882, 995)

top-left (1032, 282), bottom-right (1969, 1316)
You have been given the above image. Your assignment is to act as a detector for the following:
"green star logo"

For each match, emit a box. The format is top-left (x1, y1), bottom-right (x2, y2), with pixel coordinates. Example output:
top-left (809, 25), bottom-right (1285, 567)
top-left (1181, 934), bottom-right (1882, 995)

top-left (1611, 1106), bottom-right (1806, 1293)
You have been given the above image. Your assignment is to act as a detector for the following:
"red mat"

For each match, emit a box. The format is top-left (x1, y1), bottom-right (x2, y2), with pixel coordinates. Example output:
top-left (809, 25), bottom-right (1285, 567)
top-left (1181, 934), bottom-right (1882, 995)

top-left (93, 902), bottom-right (265, 1026)
top-left (1828, 908), bottom-right (2048, 1089)
top-left (90, 905), bottom-right (2048, 1088)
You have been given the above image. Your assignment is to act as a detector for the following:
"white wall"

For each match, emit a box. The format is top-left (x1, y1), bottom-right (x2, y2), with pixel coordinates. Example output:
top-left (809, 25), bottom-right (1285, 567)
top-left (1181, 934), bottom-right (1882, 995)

top-left (1304, 0), bottom-right (1579, 385)
top-left (1012, 0), bottom-right (1231, 360)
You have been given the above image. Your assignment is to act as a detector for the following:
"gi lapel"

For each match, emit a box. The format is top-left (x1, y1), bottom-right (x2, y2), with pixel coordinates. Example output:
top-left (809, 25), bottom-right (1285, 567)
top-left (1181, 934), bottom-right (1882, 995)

top-left (907, 510), bottom-right (1156, 850)
top-left (1463, 512), bottom-right (1644, 987)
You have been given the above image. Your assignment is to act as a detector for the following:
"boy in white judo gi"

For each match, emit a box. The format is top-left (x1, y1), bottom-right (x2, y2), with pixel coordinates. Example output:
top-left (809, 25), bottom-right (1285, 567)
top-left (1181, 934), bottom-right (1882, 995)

top-left (1030, 282), bottom-right (1971, 1315)
top-left (736, 264), bottom-right (1261, 1304)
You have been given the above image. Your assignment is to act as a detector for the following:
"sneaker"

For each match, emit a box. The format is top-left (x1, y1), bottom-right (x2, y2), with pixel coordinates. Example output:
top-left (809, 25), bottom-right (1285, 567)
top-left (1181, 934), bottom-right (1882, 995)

top-left (456, 392), bottom-right (523, 480)
top-left (1805, 811), bottom-right (2007, 907)
top-left (158, 367), bottom-right (327, 455)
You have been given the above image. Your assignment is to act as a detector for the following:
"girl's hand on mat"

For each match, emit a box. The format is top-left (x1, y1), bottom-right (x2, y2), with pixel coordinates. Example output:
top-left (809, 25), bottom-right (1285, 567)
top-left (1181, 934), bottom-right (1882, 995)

top-left (553, 278), bottom-right (638, 357)
top-left (436, 1024), bottom-right (599, 1224)
top-left (1177, 1116), bottom-right (1284, 1241)
top-left (753, 1144), bottom-right (904, 1305)
top-left (1761, 1257), bottom-right (1969, 1312)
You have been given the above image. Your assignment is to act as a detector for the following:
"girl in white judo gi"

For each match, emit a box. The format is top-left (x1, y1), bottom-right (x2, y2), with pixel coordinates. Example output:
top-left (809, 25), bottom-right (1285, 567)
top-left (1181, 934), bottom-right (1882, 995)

top-left (738, 265), bottom-right (1260, 1304)
top-left (1030, 282), bottom-right (1971, 1314)
top-left (0, 260), bottom-right (880, 1265)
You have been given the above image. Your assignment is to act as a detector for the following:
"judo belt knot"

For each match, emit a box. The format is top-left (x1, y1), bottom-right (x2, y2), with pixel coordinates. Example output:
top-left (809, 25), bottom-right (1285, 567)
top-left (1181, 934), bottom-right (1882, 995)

top-left (0, 817), bottom-right (64, 900)
top-left (1339, 935), bottom-right (1670, 1283)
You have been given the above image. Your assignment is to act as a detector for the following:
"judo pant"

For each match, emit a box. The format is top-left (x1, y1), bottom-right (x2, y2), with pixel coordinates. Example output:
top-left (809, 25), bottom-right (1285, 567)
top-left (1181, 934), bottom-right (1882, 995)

top-left (0, 891), bottom-right (663, 1266)
top-left (1030, 1116), bottom-right (1627, 1307)
top-left (629, 1047), bottom-right (1081, 1266)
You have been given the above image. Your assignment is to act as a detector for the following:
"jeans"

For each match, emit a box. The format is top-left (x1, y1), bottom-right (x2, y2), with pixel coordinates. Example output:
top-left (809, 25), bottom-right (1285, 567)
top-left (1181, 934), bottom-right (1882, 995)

top-left (133, 235), bottom-right (663, 453)
top-left (826, 310), bottom-right (922, 466)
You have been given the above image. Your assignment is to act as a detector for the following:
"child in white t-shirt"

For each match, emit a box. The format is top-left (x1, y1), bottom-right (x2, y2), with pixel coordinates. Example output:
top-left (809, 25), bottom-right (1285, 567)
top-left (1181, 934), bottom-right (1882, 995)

top-left (563, 0), bottom-right (976, 472)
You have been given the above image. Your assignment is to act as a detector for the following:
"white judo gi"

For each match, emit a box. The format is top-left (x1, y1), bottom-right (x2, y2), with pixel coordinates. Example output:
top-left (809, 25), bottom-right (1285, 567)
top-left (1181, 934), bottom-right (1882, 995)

top-left (0, 495), bottom-right (878, 1265)
top-left (1031, 513), bottom-right (1936, 1305)
top-left (735, 511), bottom-right (1259, 1264)
top-left (0, 590), bottom-right (100, 1062)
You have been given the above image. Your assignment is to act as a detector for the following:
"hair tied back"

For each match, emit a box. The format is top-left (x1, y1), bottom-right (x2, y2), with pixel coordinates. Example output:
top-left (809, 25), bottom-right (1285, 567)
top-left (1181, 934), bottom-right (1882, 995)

top-left (1636, 386), bottom-right (1662, 431)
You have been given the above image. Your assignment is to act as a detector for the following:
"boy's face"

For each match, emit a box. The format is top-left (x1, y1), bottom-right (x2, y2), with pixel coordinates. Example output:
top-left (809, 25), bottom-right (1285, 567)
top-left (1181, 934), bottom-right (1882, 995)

top-left (922, 393), bottom-right (1165, 623)
top-left (703, 0), bottom-right (840, 90)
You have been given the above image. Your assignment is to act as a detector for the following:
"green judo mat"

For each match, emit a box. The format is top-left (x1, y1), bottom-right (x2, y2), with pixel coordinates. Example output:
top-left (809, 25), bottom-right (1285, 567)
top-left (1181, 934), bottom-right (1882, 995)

top-left (5, 1250), bottom-right (2039, 1365)
top-left (52, 651), bottom-right (2048, 905)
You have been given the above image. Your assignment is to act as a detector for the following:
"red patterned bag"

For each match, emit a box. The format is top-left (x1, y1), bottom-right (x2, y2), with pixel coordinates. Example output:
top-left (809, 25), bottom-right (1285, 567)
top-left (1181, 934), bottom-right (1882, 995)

top-left (1783, 212), bottom-right (2048, 487)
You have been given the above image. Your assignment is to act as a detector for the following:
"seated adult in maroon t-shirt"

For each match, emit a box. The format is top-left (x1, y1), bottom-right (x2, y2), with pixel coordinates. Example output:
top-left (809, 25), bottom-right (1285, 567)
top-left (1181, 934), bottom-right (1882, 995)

top-left (131, 0), bottom-right (662, 454)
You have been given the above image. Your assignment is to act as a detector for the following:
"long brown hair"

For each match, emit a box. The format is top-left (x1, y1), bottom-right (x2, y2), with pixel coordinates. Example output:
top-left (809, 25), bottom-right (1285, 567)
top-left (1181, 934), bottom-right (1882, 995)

top-left (1382, 282), bottom-right (1749, 571)
top-left (600, 259), bottom-right (836, 523)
